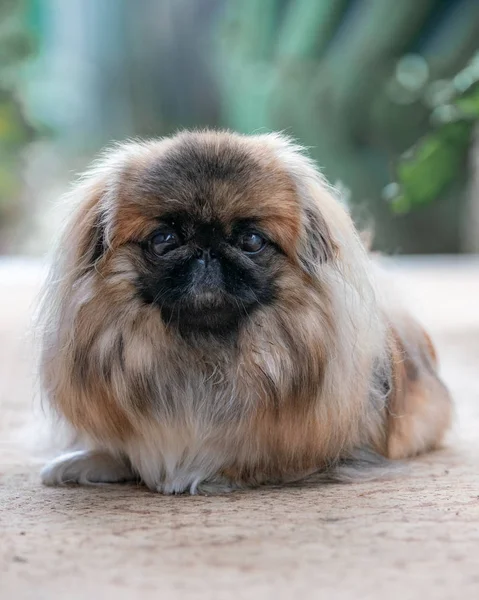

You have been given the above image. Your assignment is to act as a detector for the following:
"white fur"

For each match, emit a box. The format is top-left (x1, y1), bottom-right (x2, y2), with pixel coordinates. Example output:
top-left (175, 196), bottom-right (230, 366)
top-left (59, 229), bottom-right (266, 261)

top-left (41, 450), bottom-right (135, 486)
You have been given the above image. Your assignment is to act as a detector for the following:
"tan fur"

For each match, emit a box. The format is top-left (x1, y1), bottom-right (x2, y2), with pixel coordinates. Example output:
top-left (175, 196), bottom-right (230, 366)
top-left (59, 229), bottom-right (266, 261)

top-left (38, 130), bottom-right (452, 494)
top-left (386, 321), bottom-right (452, 460)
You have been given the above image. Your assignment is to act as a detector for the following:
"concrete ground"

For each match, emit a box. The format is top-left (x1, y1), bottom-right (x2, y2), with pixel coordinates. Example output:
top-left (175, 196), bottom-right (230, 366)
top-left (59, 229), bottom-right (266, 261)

top-left (1, 257), bottom-right (478, 600)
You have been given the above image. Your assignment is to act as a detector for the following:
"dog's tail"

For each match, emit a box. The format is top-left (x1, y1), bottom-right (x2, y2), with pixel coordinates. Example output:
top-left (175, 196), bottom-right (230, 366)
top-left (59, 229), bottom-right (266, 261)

top-left (317, 448), bottom-right (406, 483)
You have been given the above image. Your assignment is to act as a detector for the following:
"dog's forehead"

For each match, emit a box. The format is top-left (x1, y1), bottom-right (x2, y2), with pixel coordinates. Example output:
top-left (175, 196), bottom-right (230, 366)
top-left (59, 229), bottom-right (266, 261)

top-left (141, 137), bottom-right (258, 194)
top-left (113, 134), bottom-right (302, 249)
top-left (135, 136), bottom-right (287, 220)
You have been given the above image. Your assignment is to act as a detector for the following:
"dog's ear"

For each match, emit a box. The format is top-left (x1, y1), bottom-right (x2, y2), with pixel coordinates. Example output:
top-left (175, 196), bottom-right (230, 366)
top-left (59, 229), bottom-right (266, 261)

top-left (254, 133), bottom-right (341, 279)
top-left (60, 142), bottom-right (152, 271)
top-left (66, 176), bottom-right (108, 271)
top-left (291, 168), bottom-right (345, 279)
top-left (298, 202), bottom-right (339, 277)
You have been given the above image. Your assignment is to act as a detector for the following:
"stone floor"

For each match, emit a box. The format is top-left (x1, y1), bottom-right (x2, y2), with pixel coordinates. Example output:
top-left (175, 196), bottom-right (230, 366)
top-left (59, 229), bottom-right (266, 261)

top-left (1, 256), bottom-right (478, 600)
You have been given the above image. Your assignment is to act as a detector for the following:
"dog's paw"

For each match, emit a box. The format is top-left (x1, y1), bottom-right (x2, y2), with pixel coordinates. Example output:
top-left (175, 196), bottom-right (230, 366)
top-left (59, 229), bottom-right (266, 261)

top-left (41, 450), bottom-right (136, 486)
top-left (153, 474), bottom-right (237, 495)
top-left (193, 478), bottom-right (237, 495)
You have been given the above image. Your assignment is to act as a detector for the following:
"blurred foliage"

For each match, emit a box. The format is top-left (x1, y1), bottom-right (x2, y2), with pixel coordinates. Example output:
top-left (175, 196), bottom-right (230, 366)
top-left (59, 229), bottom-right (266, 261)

top-left (388, 56), bottom-right (479, 213)
top-left (4, 0), bottom-right (479, 254)
top-left (216, 0), bottom-right (479, 252)
top-left (0, 0), bottom-right (36, 246)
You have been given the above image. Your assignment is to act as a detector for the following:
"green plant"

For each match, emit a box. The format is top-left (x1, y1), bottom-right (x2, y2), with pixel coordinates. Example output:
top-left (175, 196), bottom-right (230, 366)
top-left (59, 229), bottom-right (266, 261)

top-left (387, 56), bottom-right (479, 213)
top-left (0, 0), bottom-right (36, 248)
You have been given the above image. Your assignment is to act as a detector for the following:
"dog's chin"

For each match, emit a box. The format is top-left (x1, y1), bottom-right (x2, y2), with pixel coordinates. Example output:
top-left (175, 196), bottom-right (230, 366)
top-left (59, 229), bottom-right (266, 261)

top-left (159, 291), bottom-right (254, 337)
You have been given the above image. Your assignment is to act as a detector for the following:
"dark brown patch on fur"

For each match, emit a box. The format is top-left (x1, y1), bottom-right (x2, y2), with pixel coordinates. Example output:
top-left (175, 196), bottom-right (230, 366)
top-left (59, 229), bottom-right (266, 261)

top-left (386, 322), bottom-right (452, 459)
top-left (403, 350), bottom-right (419, 382)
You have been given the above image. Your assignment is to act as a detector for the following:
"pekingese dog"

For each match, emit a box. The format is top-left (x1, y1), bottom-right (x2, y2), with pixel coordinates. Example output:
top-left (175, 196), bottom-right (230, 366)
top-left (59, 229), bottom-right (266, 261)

top-left (39, 130), bottom-right (452, 494)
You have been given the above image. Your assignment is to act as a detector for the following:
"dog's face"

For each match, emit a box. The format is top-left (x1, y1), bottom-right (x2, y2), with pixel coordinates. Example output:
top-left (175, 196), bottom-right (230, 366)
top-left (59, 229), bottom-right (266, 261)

top-left (137, 210), bottom-right (278, 333)
top-left (84, 132), bottom-right (336, 336)
top-left (132, 142), bottom-right (295, 334)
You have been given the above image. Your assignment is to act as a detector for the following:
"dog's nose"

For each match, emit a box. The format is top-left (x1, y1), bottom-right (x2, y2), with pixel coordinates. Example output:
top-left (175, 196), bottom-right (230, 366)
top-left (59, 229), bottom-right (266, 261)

top-left (195, 248), bottom-right (217, 266)
top-left (191, 248), bottom-right (222, 290)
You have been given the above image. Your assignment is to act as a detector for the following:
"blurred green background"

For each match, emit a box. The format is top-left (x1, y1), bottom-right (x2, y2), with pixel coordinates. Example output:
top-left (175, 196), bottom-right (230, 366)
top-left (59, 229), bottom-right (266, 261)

top-left (2, 0), bottom-right (479, 255)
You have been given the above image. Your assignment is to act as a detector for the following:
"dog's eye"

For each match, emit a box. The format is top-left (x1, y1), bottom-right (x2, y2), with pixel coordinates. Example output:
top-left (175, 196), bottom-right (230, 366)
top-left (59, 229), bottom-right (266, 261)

top-left (238, 232), bottom-right (266, 254)
top-left (151, 228), bottom-right (180, 255)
